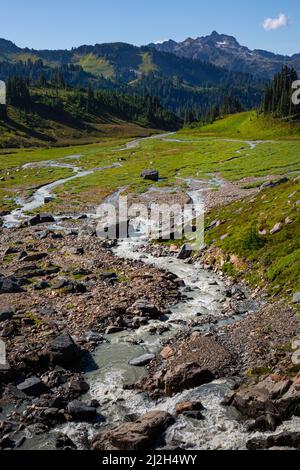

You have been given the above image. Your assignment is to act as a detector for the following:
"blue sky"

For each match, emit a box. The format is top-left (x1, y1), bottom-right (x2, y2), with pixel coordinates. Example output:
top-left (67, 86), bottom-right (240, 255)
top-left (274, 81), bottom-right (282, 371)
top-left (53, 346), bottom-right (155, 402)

top-left (2, 0), bottom-right (299, 55)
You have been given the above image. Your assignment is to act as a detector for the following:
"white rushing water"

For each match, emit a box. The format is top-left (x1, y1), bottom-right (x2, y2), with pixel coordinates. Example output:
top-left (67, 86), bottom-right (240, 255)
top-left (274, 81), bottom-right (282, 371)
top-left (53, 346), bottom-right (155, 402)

top-left (2, 134), bottom-right (279, 450)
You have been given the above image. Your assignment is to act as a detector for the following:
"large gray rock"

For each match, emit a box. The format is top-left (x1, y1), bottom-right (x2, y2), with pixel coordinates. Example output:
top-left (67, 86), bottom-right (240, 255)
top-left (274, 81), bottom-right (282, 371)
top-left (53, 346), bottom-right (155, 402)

top-left (292, 292), bottom-right (300, 304)
top-left (28, 213), bottom-right (55, 226)
top-left (0, 308), bottom-right (15, 322)
top-left (0, 277), bottom-right (24, 294)
top-left (141, 170), bottom-right (159, 182)
top-left (177, 244), bottom-right (192, 260)
top-left (67, 400), bottom-right (97, 421)
top-left (129, 354), bottom-right (155, 367)
top-left (17, 376), bottom-right (48, 397)
top-left (130, 300), bottom-right (160, 318)
top-left (45, 334), bottom-right (81, 367)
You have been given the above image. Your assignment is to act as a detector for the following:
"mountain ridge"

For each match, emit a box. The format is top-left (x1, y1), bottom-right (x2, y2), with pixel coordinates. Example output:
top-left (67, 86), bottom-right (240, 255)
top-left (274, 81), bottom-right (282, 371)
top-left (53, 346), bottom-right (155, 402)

top-left (149, 31), bottom-right (300, 78)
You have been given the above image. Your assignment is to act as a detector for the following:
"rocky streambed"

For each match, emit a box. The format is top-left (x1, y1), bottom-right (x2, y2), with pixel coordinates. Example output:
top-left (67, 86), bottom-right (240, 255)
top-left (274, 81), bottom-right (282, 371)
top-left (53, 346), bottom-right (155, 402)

top-left (1, 136), bottom-right (300, 451)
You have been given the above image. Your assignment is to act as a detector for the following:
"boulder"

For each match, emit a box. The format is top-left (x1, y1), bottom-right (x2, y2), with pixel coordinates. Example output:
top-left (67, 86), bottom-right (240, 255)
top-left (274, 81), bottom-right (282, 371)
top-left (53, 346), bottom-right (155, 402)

top-left (0, 363), bottom-right (15, 384)
top-left (177, 244), bottom-right (192, 260)
top-left (55, 433), bottom-right (77, 450)
top-left (28, 213), bottom-right (55, 226)
top-left (68, 379), bottom-right (90, 394)
top-left (292, 292), bottom-right (300, 304)
top-left (91, 411), bottom-right (174, 451)
top-left (247, 413), bottom-right (281, 432)
top-left (130, 300), bottom-right (160, 318)
top-left (226, 376), bottom-right (300, 422)
top-left (247, 432), bottom-right (300, 451)
top-left (141, 170), bottom-right (159, 182)
top-left (164, 363), bottom-right (215, 397)
top-left (0, 308), bottom-right (15, 323)
top-left (17, 376), bottom-right (48, 397)
top-left (176, 401), bottom-right (204, 415)
top-left (67, 400), bottom-right (97, 421)
top-left (44, 334), bottom-right (81, 367)
top-left (0, 276), bottom-right (24, 294)
top-left (129, 354), bottom-right (155, 367)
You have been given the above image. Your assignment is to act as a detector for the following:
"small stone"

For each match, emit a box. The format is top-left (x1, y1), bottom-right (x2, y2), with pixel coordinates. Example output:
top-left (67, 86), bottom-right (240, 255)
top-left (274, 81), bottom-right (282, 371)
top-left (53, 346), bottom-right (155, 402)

top-left (270, 223), bottom-right (282, 235)
top-left (129, 354), bottom-right (155, 367)
top-left (292, 292), bottom-right (300, 304)
top-left (292, 350), bottom-right (300, 366)
top-left (160, 346), bottom-right (174, 360)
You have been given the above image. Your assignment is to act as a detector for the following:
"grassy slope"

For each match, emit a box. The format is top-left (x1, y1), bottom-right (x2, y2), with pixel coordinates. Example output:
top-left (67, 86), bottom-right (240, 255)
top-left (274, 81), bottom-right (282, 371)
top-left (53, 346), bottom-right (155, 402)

top-left (174, 112), bottom-right (300, 302)
top-left (177, 111), bottom-right (300, 140)
top-left (205, 179), bottom-right (299, 300)
top-left (0, 103), bottom-right (158, 150)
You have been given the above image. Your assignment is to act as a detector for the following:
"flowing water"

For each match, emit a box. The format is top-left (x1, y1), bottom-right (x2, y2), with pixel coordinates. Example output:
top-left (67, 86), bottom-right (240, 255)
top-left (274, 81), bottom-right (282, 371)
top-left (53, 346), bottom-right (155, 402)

top-left (3, 134), bottom-right (284, 450)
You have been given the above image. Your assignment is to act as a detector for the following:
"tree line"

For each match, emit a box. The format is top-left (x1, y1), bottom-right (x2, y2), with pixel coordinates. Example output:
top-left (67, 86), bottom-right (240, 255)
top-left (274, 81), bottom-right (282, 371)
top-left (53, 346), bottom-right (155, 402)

top-left (262, 65), bottom-right (300, 118)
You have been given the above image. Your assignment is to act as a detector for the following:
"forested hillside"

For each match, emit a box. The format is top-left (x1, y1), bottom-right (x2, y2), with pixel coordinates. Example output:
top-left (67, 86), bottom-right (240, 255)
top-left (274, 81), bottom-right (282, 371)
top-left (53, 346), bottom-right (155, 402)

top-left (0, 78), bottom-right (180, 148)
top-left (0, 38), bottom-right (266, 118)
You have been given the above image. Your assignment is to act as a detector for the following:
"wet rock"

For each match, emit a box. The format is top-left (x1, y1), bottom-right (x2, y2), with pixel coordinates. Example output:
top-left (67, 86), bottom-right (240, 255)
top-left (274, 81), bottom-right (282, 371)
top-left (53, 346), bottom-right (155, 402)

top-left (246, 413), bottom-right (281, 432)
top-left (176, 401), bottom-right (204, 415)
top-left (44, 334), bottom-right (81, 368)
top-left (177, 244), bottom-right (192, 260)
top-left (227, 376), bottom-right (300, 422)
top-left (91, 411), bottom-right (174, 451)
top-left (55, 433), bottom-right (77, 450)
top-left (130, 300), bottom-right (160, 318)
top-left (164, 363), bottom-right (215, 397)
top-left (106, 326), bottom-right (123, 334)
top-left (182, 410), bottom-right (205, 420)
top-left (68, 378), bottom-right (90, 394)
top-left (67, 400), bottom-right (97, 421)
top-left (141, 170), bottom-right (159, 182)
top-left (17, 376), bottom-right (49, 397)
top-left (0, 308), bottom-right (15, 322)
top-left (247, 432), bottom-right (300, 450)
top-left (129, 354), bottom-right (155, 367)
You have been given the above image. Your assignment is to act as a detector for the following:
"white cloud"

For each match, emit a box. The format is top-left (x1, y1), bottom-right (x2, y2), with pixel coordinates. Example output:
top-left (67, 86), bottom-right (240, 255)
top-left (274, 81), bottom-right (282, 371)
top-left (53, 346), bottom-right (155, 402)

top-left (154, 39), bottom-right (168, 44)
top-left (263, 13), bottom-right (289, 31)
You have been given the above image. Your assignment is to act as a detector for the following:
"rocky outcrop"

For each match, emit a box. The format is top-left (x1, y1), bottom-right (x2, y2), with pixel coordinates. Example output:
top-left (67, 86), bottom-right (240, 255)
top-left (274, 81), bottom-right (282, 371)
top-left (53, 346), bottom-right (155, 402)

top-left (247, 432), bottom-right (300, 450)
top-left (91, 411), bottom-right (174, 451)
top-left (43, 334), bottom-right (81, 368)
top-left (139, 362), bottom-right (215, 398)
top-left (224, 374), bottom-right (300, 425)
